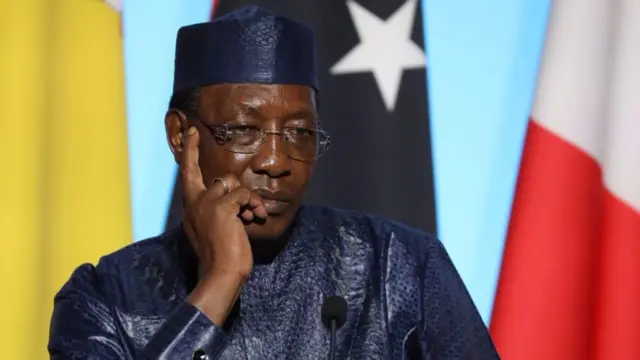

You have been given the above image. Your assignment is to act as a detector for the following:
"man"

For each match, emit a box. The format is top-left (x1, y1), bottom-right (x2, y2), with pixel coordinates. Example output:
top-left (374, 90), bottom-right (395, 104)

top-left (49, 6), bottom-right (499, 359)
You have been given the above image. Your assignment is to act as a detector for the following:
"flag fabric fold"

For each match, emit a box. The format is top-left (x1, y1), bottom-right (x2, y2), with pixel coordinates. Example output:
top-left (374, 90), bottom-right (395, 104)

top-left (490, 1), bottom-right (640, 359)
top-left (0, 1), bottom-right (132, 358)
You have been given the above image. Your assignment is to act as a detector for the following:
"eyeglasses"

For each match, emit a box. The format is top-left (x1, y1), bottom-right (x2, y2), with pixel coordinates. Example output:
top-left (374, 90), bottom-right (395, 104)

top-left (200, 122), bottom-right (332, 161)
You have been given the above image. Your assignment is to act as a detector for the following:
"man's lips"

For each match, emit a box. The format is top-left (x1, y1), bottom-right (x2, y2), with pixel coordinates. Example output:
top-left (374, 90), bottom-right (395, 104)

top-left (252, 188), bottom-right (292, 215)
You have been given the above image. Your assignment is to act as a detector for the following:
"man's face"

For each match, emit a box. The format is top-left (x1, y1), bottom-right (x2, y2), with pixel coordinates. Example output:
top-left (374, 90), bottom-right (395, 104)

top-left (168, 83), bottom-right (319, 241)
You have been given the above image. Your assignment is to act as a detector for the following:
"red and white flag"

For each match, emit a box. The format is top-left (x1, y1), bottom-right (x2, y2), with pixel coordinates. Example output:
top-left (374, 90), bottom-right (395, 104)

top-left (490, 0), bottom-right (640, 359)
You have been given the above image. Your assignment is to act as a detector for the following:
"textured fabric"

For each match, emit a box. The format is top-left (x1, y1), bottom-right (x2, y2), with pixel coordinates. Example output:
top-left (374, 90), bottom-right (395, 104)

top-left (173, 5), bottom-right (318, 92)
top-left (140, 303), bottom-right (228, 359)
top-left (48, 205), bottom-right (499, 359)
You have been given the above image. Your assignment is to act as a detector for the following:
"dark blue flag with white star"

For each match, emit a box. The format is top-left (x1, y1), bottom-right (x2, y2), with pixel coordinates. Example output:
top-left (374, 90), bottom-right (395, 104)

top-left (166, 0), bottom-right (436, 234)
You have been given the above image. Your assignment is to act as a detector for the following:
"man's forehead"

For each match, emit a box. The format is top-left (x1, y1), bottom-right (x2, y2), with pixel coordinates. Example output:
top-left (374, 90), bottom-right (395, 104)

top-left (203, 83), bottom-right (315, 107)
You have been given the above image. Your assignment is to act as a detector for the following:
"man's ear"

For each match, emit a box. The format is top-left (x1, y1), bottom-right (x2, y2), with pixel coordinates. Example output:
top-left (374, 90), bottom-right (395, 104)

top-left (164, 109), bottom-right (189, 164)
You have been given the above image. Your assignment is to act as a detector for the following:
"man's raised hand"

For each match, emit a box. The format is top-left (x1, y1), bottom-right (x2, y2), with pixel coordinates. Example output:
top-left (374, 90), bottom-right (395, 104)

top-left (180, 125), bottom-right (265, 279)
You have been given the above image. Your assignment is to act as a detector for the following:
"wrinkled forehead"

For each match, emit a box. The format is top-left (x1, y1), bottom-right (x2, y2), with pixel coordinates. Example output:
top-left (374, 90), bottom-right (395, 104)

top-left (200, 83), bottom-right (318, 121)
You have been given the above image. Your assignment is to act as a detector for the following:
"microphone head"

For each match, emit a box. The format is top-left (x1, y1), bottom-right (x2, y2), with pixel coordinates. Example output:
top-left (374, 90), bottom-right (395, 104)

top-left (321, 295), bottom-right (348, 330)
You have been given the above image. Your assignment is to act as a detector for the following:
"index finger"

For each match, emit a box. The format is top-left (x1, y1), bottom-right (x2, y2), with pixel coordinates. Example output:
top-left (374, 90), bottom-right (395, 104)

top-left (245, 193), bottom-right (268, 220)
top-left (223, 188), bottom-right (267, 220)
top-left (181, 126), bottom-right (207, 205)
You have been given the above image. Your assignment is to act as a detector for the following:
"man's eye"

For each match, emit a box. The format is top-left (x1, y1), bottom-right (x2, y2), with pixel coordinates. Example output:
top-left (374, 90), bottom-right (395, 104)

top-left (227, 125), bottom-right (258, 135)
top-left (288, 128), bottom-right (315, 137)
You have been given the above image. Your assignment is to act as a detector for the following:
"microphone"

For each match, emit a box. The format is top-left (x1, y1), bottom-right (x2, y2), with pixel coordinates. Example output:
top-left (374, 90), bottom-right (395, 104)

top-left (321, 296), bottom-right (348, 360)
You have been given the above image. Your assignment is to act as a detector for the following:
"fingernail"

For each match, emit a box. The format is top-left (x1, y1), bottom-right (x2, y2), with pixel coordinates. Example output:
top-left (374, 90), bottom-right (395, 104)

top-left (188, 126), bottom-right (196, 135)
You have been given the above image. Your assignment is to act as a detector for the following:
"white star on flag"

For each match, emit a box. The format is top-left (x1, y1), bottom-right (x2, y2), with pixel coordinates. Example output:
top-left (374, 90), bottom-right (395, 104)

top-left (330, 0), bottom-right (427, 112)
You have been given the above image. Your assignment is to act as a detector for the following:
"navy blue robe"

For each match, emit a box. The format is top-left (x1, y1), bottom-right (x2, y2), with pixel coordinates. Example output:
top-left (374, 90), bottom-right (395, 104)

top-left (48, 205), bottom-right (500, 359)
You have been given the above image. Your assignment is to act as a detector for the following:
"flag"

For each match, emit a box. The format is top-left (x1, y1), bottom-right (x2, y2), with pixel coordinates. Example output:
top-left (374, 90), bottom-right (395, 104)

top-left (0, 1), bottom-right (132, 358)
top-left (490, 1), bottom-right (640, 359)
top-left (166, 0), bottom-right (436, 234)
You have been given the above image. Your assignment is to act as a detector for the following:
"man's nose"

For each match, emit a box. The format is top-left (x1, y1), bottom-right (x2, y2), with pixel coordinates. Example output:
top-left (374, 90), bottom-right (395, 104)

top-left (251, 132), bottom-right (291, 178)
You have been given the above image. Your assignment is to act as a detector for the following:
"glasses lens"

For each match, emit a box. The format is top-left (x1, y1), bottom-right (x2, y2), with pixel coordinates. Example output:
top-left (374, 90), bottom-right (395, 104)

top-left (222, 127), bottom-right (330, 160)
top-left (225, 126), bottom-right (262, 153)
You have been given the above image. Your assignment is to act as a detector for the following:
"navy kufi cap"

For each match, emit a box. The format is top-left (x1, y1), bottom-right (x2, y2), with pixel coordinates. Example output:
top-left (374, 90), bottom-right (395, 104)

top-left (173, 6), bottom-right (318, 93)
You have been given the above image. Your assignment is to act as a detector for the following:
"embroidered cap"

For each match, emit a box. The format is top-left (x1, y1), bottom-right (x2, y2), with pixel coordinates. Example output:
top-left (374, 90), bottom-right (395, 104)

top-left (173, 6), bottom-right (318, 93)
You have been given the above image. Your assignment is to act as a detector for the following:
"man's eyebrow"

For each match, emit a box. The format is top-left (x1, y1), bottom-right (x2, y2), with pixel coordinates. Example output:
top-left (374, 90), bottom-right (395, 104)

top-left (231, 102), bottom-right (316, 121)
top-left (286, 109), bottom-right (316, 120)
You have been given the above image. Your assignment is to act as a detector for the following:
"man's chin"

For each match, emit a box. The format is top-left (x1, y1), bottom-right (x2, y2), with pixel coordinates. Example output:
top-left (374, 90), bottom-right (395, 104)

top-left (244, 215), bottom-right (292, 242)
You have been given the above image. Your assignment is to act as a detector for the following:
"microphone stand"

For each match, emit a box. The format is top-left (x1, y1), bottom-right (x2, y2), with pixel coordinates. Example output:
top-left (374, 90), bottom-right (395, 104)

top-left (329, 318), bottom-right (337, 360)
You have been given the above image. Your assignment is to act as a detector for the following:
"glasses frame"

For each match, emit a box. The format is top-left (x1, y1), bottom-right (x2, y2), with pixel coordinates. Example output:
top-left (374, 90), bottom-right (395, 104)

top-left (198, 121), bottom-right (332, 161)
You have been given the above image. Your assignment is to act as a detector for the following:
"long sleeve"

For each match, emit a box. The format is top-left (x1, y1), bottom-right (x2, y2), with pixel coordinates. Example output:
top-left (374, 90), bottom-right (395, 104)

top-left (48, 264), bottom-right (228, 360)
top-left (418, 240), bottom-right (501, 360)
